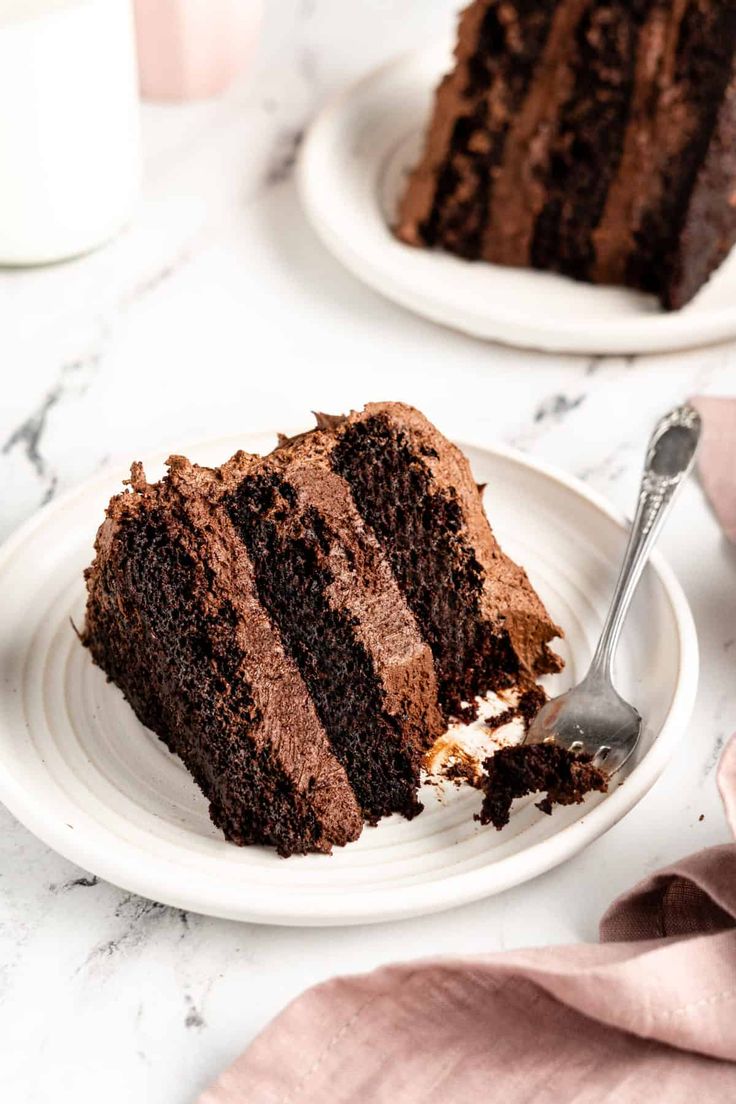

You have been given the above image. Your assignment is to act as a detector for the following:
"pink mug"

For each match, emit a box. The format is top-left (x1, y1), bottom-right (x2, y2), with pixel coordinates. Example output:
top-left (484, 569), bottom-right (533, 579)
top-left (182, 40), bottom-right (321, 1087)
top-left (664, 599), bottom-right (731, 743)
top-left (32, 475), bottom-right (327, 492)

top-left (133, 0), bottom-right (262, 101)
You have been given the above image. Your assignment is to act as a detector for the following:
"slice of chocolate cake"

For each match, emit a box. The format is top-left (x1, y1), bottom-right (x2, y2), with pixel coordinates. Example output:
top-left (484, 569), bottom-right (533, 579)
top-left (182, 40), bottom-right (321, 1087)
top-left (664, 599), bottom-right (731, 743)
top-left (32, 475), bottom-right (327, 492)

top-left (479, 743), bottom-right (608, 829)
top-left (83, 403), bottom-right (563, 855)
top-left (396, 1), bottom-right (736, 309)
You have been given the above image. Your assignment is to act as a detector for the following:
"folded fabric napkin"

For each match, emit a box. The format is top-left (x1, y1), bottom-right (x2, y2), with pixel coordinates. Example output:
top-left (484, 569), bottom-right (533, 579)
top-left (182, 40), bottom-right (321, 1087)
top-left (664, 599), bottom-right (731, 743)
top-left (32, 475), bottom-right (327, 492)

top-left (200, 396), bottom-right (736, 1103)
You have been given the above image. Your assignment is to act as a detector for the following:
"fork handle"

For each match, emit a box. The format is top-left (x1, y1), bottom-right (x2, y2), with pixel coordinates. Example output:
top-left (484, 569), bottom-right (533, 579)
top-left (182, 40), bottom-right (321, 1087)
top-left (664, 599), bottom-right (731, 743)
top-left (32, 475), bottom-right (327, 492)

top-left (588, 403), bottom-right (702, 683)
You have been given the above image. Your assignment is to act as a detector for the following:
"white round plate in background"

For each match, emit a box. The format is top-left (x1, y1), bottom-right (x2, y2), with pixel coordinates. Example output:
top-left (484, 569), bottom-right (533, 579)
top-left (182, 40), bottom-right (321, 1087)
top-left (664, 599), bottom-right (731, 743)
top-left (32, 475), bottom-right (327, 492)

top-left (299, 42), bottom-right (736, 355)
top-left (0, 433), bottom-right (697, 925)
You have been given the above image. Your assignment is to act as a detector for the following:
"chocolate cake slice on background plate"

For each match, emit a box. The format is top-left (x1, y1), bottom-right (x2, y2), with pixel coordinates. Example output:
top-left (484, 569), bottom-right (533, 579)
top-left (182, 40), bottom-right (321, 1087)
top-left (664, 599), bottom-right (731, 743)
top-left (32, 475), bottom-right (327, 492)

top-left (396, 0), bottom-right (736, 310)
top-left (84, 403), bottom-right (601, 857)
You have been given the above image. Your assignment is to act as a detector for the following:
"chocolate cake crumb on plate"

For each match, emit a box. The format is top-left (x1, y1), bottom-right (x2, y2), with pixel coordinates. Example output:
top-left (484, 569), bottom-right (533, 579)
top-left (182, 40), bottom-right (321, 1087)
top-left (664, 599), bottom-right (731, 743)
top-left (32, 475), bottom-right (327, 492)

top-left (482, 682), bottom-right (546, 736)
top-left (479, 743), bottom-right (608, 830)
top-left (483, 707), bottom-right (518, 734)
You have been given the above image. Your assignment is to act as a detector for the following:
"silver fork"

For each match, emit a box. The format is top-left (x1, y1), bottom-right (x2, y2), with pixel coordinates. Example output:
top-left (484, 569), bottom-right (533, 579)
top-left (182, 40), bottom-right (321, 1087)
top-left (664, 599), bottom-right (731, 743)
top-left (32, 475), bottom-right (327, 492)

top-left (525, 403), bottom-right (702, 776)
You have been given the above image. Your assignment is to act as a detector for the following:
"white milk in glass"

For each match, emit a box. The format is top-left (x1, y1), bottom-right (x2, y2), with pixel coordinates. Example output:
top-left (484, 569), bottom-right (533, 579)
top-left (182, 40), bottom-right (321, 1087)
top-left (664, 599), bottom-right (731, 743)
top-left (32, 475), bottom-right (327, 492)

top-left (0, 0), bottom-right (140, 264)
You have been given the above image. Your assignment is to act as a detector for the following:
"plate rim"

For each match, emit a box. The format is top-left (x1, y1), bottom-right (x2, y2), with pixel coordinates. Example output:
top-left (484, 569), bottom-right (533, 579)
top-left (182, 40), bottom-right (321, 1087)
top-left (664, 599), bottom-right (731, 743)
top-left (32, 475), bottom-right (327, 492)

top-left (0, 435), bottom-right (699, 926)
top-left (298, 43), bottom-right (736, 356)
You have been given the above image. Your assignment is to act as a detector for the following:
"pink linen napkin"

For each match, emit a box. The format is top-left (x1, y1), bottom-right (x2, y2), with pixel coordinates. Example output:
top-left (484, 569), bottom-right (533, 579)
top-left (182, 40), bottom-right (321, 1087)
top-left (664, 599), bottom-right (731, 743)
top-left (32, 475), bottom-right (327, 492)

top-left (200, 397), bottom-right (736, 1103)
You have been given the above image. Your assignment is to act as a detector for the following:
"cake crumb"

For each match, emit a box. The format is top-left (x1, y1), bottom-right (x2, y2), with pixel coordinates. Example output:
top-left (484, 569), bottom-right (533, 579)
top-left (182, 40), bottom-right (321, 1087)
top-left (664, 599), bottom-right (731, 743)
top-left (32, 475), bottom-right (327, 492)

top-left (516, 684), bottom-right (546, 730)
top-left (479, 743), bottom-right (608, 830)
top-left (483, 707), bottom-right (518, 733)
top-left (483, 684), bottom-right (546, 736)
top-left (444, 750), bottom-right (482, 788)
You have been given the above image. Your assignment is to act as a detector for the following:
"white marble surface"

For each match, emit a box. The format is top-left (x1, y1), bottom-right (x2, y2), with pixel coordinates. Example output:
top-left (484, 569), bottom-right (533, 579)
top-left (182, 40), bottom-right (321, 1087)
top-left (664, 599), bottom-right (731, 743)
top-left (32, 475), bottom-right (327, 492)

top-left (2, 3), bottom-right (736, 1102)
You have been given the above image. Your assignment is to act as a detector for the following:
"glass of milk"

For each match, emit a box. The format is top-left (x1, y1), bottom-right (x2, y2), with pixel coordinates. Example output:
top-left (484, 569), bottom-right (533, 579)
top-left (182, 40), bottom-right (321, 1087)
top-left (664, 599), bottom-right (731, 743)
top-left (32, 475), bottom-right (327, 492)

top-left (0, 0), bottom-right (140, 265)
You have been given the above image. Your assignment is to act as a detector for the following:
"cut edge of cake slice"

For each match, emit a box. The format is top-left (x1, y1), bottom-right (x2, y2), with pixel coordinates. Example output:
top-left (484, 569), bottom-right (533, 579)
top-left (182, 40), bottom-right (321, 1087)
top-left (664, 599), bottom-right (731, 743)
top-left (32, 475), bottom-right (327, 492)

top-left (83, 456), bottom-right (365, 857)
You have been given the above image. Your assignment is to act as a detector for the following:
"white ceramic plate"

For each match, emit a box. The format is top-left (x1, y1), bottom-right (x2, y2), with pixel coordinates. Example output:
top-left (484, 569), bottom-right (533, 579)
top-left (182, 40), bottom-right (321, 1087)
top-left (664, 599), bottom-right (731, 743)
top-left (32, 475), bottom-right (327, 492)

top-left (299, 42), bottom-right (736, 355)
top-left (0, 433), bottom-right (698, 926)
